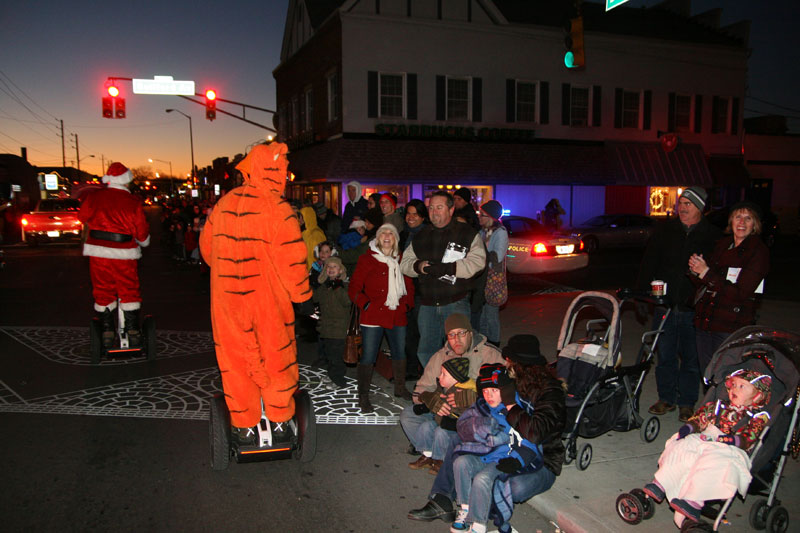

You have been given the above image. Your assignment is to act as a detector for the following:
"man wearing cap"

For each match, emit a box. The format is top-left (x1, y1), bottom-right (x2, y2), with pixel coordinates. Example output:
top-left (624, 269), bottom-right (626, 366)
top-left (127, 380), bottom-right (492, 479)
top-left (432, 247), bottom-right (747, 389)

top-left (453, 188), bottom-right (479, 230)
top-left (379, 192), bottom-right (405, 233)
top-left (312, 200), bottom-right (341, 244)
top-left (401, 190), bottom-right (487, 369)
top-left (79, 162), bottom-right (150, 348)
top-left (637, 186), bottom-right (721, 423)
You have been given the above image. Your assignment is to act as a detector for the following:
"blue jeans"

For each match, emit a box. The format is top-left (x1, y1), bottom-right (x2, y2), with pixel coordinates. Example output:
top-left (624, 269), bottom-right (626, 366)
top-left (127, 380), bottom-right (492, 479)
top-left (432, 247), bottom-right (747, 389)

top-left (360, 325), bottom-right (406, 365)
top-left (451, 453), bottom-right (556, 527)
top-left (655, 308), bottom-right (701, 407)
top-left (416, 297), bottom-right (470, 368)
top-left (479, 304), bottom-right (500, 346)
top-left (695, 329), bottom-right (729, 376)
top-left (399, 406), bottom-right (460, 460)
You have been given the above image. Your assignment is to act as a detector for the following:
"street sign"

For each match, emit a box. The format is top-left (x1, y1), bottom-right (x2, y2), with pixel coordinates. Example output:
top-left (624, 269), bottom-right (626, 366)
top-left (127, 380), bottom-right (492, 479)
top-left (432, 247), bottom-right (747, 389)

top-left (44, 174), bottom-right (58, 191)
top-left (606, 0), bottom-right (630, 11)
top-left (132, 76), bottom-right (195, 96)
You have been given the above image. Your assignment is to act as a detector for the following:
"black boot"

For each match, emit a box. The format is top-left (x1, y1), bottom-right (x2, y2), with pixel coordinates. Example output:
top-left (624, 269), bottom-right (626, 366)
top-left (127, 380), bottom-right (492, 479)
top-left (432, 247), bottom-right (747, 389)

top-left (123, 309), bottom-right (141, 348)
top-left (357, 364), bottom-right (374, 414)
top-left (96, 309), bottom-right (115, 348)
top-left (231, 425), bottom-right (256, 446)
top-left (391, 359), bottom-right (412, 400)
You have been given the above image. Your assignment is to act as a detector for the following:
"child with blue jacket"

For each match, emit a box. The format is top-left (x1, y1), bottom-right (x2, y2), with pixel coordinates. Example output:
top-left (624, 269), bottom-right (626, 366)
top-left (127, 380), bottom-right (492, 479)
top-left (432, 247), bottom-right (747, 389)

top-left (451, 363), bottom-right (543, 533)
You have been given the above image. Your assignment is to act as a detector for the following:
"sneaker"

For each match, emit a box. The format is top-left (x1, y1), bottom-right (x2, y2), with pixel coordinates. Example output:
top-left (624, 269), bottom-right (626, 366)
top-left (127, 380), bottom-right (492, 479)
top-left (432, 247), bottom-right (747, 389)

top-left (270, 421), bottom-right (292, 442)
top-left (409, 456), bottom-right (434, 470)
top-left (643, 482), bottom-right (665, 503)
top-left (231, 425), bottom-right (256, 446)
top-left (670, 498), bottom-right (701, 522)
top-left (678, 406), bottom-right (694, 423)
top-left (450, 506), bottom-right (469, 532)
top-left (648, 400), bottom-right (676, 415)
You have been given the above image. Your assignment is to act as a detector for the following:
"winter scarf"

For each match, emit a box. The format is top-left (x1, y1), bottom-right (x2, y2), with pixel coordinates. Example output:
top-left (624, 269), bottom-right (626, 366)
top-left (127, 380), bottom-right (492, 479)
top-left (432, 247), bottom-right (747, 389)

top-left (368, 239), bottom-right (406, 310)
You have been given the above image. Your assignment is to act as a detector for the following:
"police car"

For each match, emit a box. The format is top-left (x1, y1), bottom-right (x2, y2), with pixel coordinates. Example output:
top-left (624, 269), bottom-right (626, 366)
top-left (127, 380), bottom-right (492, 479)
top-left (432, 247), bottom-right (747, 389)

top-left (501, 216), bottom-right (588, 274)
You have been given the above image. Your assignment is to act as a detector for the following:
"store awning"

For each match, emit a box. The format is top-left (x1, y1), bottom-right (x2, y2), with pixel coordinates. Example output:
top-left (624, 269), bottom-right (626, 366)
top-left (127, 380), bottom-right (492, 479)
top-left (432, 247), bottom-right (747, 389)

top-left (707, 155), bottom-right (751, 187)
top-left (287, 137), bottom-right (613, 185)
top-left (606, 141), bottom-right (712, 187)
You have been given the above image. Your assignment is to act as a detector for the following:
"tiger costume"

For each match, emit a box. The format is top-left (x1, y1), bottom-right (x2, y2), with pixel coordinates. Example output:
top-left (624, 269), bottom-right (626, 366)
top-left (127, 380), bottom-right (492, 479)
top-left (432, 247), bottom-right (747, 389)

top-left (199, 142), bottom-right (311, 428)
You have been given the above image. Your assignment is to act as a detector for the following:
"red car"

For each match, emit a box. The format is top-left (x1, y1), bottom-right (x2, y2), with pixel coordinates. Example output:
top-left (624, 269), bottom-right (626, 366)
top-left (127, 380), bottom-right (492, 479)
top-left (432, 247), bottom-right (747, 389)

top-left (20, 198), bottom-right (83, 245)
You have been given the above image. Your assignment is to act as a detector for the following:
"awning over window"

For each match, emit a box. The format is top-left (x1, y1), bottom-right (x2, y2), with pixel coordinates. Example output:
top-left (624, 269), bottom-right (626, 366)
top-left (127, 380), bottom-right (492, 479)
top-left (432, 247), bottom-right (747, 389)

top-left (707, 155), bottom-right (751, 187)
top-left (606, 141), bottom-right (712, 187)
top-left (287, 137), bottom-right (613, 185)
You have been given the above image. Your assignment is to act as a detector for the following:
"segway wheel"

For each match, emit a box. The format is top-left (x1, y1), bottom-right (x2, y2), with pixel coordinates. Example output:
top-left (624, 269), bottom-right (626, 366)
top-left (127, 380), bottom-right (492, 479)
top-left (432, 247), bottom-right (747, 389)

top-left (577, 442), bottom-right (592, 471)
top-left (766, 505), bottom-right (789, 533)
top-left (616, 492), bottom-right (643, 525)
top-left (630, 488), bottom-right (655, 520)
top-left (90, 318), bottom-right (103, 365)
top-left (749, 498), bottom-right (768, 530)
top-left (209, 395), bottom-right (231, 471)
top-left (143, 315), bottom-right (157, 361)
top-left (292, 389), bottom-right (317, 463)
top-left (640, 416), bottom-right (660, 443)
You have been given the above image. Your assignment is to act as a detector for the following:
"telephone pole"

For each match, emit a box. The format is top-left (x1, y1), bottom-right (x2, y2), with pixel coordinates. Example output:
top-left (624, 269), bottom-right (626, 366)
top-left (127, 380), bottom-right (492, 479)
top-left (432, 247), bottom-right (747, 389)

top-left (60, 120), bottom-right (66, 167)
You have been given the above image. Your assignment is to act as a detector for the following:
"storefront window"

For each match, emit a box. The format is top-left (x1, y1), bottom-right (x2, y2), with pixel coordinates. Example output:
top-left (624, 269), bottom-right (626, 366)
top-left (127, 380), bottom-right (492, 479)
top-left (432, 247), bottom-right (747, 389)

top-left (648, 186), bottom-right (681, 217)
top-left (422, 185), bottom-right (493, 208)
top-left (361, 185), bottom-right (409, 207)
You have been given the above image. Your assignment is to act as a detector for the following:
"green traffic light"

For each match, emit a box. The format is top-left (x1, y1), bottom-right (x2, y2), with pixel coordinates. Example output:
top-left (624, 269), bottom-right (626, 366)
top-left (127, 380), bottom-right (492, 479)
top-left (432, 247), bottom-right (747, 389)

top-left (565, 51), bottom-right (575, 68)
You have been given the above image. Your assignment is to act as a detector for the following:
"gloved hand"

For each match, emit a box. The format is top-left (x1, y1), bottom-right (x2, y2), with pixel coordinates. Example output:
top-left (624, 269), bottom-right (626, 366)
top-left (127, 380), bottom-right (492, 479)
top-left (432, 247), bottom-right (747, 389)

top-left (413, 403), bottom-right (430, 415)
top-left (717, 435), bottom-right (738, 446)
top-left (500, 383), bottom-right (517, 406)
top-left (634, 301), bottom-right (650, 325)
top-left (497, 457), bottom-right (522, 474)
top-left (425, 262), bottom-right (454, 278)
top-left (677, 424), bottom-right (693, 440)
top-left (326, 278), bottom-right (344, 289)
top-left (294, 298), bottom-right (315, 317)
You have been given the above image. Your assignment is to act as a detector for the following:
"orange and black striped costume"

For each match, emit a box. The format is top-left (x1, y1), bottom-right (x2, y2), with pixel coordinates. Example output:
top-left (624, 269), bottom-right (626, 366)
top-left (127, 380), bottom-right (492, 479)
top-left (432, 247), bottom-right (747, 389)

top-left (199, 142), bottom-right (310, 427)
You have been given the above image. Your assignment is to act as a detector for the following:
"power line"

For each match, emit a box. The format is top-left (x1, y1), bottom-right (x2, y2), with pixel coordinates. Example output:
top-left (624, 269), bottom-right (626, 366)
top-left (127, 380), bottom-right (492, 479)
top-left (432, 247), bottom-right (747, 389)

top-left (0, 69), bottom-right (59, 121)
top-left (746, 95), bottom-right (800, 115)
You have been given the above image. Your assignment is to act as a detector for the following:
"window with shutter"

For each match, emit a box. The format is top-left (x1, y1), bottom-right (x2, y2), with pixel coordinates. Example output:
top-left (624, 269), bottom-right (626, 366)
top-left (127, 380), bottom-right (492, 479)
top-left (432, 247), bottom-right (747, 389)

top-left (379, 73), bottom-right (405, 118)
top-left (446, 77), bottom-right (470, 120)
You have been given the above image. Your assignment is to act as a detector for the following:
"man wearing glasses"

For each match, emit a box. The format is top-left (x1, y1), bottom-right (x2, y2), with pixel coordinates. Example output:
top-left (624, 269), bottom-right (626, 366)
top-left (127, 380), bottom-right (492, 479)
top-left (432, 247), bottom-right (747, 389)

top-left (400, 313), bottom-right (504, 469)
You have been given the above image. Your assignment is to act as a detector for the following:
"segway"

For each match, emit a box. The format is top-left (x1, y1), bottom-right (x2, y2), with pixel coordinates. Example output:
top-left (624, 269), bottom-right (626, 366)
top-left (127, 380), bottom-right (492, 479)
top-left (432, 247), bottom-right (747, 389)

top-left (89, 299), bottom-right (156, 364)
top-left (209, 389), bottom-right (316, 470)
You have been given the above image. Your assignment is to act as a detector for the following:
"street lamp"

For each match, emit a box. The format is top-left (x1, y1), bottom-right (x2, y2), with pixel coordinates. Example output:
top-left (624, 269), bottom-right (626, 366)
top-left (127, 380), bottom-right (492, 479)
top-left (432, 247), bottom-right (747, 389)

top-left (77, 154), bottom-right (95, 172)
top-left (165, 109), bottom-right (195, 187)
top-left (149, 157), bottom-right (174, 197)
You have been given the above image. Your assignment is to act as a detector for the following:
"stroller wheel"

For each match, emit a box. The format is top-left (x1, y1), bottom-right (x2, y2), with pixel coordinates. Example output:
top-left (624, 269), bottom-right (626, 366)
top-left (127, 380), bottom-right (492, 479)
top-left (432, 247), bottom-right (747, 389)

top-left (630, 488), bottom-right (655, 520)
top-left (749, 498), bottom-right (768, 530)
top-left (616, 492), bottom-right (643, 524)
top-left (640, 416), bottom-right (660, 443)
top-left (766, 505), bottom-right (789, 533)
top-left (563, 439), bottom-right (576, 465)
top-left (577, 442), bottom-right (592, 471)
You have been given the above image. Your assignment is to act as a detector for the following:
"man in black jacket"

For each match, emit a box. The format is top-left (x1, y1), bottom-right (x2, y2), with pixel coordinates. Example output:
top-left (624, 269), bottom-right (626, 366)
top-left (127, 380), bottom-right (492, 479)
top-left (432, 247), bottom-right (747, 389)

top-left (401, 191), bottom-right (486, 369)
top-left (637, 187), bottom-right (721, 423)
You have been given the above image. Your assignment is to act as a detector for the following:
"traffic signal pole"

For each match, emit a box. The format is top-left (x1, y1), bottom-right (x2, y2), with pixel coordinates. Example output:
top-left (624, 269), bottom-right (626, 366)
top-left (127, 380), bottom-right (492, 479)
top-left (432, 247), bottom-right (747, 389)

top-left (178, 95), bottom-right (275, 132)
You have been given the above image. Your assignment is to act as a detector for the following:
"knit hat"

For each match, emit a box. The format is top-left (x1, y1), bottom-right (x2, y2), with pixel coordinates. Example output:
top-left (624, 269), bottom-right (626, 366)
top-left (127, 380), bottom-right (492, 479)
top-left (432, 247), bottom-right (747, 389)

top-left (477, 363), bottom-right (513, 393)
top-left (442, 357), bottom-right (470, 384)
top-left (502, 334), bottom-right (547, 367)
top-left (380, 193), bottom-right (397, 209)
top-left (726, 368), bottom-right (772, 407)
top-left (313, 201), bottom-right (327, 217)
top-left (102, 162), bottom-right (133, 186)
top-left (680, 186), bottom-right (708, 211)
top-left (454, 188), bottom-right (471, 203)
top-left (729, 200), bottom-right (763, 222)
top-left (445, 312), bottom-right (471, 334)
top-left (364, 207), bottom-right (384, 228)
top-left (317, 256), bottom-right (345, 284)
top-left (349, 219), bottom-right (366, 230)
top-left (480, 200), bottom-right (503, 221)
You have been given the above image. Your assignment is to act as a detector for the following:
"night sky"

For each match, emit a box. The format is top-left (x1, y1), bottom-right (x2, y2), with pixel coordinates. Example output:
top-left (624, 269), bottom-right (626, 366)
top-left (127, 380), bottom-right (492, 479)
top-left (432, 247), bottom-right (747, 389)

top-left (1, 0), bottom-right (796, 179)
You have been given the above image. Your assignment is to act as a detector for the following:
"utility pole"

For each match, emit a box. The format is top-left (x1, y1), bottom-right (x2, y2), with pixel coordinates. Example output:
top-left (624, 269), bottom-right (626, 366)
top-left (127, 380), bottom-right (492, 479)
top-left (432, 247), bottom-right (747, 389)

top-left (60, 120), bottom-right (66, 167)
top-left (72, 134), bottom-right (81, 171)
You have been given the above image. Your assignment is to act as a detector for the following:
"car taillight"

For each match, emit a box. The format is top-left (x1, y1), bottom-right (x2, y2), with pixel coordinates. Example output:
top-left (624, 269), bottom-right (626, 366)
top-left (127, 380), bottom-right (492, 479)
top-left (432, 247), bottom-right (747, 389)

top-left (532, 242), bottom-right (548, 254)
top-left (21, 217), bottom-right (28, 226)
top-left (579, 240), bottom-right (584, 251)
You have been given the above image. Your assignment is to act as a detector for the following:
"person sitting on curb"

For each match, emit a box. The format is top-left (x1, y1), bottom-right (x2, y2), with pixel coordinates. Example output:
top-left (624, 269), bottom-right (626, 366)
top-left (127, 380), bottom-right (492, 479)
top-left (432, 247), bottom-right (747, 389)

top-left (408, 357), bottom-right (477, 475)
top-left (407, 334), bottom-right (566, 531)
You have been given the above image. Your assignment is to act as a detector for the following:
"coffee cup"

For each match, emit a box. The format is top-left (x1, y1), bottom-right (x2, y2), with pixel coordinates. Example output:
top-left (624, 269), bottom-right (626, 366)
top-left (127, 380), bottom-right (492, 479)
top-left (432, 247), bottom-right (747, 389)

top-left (651, 280), bottom-right (666, 297)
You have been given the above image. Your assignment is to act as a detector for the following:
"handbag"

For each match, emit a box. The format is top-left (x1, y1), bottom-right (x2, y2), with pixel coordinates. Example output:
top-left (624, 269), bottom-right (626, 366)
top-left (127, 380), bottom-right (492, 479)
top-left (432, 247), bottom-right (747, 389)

top-left (344, 304), bottom-right (362, 364)
top-left (484, 257), bottom-right (508, 307)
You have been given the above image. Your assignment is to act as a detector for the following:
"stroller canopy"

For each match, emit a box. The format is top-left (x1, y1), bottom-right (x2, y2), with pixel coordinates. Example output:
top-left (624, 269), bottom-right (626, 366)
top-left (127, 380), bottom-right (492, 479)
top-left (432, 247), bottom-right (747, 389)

top-left (557, 291), bottom-right (622, 365)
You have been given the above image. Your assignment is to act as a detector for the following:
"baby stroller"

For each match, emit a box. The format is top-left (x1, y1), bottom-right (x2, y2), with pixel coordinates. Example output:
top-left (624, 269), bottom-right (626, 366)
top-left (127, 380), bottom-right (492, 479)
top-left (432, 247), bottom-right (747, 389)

top-left (616, 326), bottom-right (800, 532)
top-left (557, 290), bottom-right (669, 470)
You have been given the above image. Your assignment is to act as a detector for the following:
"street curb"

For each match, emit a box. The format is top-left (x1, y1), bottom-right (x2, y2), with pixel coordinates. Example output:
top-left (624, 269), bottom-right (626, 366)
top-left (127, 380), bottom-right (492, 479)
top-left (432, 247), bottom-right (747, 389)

top-left (526, 490), bottom-right (617, 533)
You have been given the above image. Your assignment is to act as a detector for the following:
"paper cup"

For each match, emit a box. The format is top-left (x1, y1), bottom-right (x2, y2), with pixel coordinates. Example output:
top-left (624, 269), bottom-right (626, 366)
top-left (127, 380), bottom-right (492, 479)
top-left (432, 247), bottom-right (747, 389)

top-left (651, 280), bottom-right (666, 297)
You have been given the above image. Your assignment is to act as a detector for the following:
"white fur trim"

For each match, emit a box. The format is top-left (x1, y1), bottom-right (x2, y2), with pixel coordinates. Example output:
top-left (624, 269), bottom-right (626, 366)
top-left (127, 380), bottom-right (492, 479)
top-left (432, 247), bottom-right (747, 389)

top-left (83, 242), bottom-right (142, 260)
top-left (102, 169), bottom-right (133, 186)
top-left (95, 300), bottom-right (118, 312)
top-left (136, 234), bottom-right (151, 247)
top-left (120, 301), bottom-right (141, 311)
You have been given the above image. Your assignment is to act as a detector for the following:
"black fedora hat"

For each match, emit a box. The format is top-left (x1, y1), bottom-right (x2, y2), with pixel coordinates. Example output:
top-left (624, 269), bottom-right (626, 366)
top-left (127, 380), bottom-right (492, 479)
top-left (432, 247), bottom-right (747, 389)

top-left (502, 334), bottom-right (547, 367)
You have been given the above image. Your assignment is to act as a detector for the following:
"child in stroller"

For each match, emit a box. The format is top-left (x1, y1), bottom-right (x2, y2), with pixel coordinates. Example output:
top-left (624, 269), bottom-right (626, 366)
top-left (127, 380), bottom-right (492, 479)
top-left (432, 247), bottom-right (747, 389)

top-left (642, 366), bottom-right (771, 526)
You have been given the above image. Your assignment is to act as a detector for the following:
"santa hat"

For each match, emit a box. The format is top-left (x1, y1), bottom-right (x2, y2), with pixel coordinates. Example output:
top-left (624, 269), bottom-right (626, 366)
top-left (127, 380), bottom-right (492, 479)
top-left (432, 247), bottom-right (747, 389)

top-left (102, 162), bottom-right (133, 186)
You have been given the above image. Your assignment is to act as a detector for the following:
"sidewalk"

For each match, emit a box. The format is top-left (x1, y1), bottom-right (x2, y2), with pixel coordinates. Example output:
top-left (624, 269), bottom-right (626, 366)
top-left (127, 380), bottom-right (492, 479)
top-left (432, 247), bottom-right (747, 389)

top-left (498, 292), bottom-right (800, 533)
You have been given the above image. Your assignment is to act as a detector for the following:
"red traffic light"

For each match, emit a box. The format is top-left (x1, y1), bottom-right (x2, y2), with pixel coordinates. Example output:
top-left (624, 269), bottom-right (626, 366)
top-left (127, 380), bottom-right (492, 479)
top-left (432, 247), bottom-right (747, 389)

top-left (107, 85), bottom-right (120, 98)
top-left (102, 96), bottom-right (114, 118)
top-left (115, 97), bottom-right (126, 119)
top-left (205, 89), bottom-right (216, 101)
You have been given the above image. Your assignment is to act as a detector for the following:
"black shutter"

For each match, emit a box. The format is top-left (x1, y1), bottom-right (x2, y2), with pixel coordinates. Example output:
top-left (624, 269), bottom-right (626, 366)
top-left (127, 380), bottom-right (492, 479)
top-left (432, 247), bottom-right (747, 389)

top-left (436, 75), bottom-right (446, 121)
top-left (694, 95), bottom-right (703, 133)
top-left (614, 88), bottom-right (623, 128)
top-left (506, 79), bottom-right (516, 123)
top-left (643, 90), bottom-right (652, 130)
top-left (711, 96), bottom-right (720, 133)
top-left (731, 97), bottom-right (740, 134)
top-left (592, 85), bottom-right (601, 127)
top-left (562, 83), bottom-right (571, 126)
top-left (540, 81), bottom-right (549, 125)
top-left (407, 73), bottom-right (417, 120)
top-left (472, 77), bottom-right (482, 122)
top-left (367, 71), bottom-right (378, 118)
top-left (668, 92), bottom-right (676, 132)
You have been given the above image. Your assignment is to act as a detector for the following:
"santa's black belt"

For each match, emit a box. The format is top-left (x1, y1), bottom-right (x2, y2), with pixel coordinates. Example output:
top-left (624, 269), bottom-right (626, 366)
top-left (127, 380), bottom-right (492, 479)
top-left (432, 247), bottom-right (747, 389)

top-left (90, 230), bottom-right (133, 243)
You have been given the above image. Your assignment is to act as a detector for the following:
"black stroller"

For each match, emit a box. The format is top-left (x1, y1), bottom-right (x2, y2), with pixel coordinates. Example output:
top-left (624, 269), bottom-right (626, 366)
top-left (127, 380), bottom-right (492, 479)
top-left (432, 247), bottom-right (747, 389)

top-left (616, 326), bottom-right (800, 532)
top-left (557, 290), bottom-right (669, 470)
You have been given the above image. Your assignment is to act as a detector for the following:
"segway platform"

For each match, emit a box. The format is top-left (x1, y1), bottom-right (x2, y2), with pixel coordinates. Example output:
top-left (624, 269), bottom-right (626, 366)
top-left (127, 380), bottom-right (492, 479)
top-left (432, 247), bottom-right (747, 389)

top-left (89, 305), bottom-right (157, 364)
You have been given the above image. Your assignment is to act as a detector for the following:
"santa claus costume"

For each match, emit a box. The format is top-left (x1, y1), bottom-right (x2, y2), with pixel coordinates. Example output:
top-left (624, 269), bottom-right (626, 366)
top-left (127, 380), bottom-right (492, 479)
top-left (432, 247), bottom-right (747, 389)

top-left (78, 162), bottom-right (150, 347)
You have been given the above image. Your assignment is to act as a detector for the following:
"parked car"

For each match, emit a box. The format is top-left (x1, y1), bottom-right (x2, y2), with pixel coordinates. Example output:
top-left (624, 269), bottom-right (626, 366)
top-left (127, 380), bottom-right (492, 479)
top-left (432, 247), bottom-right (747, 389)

top-left (20, 198), bottom-right (83, 245)
top-left (501, 216), bottom-right (588, 274)
top-left (569, 214), bottom-right (656, 253)
top-left (706, 205), bottom-right (780, 247)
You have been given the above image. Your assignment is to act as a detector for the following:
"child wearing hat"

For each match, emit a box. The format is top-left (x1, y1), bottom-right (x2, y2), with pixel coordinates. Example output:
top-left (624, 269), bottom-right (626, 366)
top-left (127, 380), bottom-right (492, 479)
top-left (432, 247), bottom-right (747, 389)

top-left (642, 367), bottom-right (772, 525)
top-left (408, 357), bottom-right (477, 474)
top-left (312, 256), bottom-right (351, 390)
top-left (450, 363), bottom-right (544, 533)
